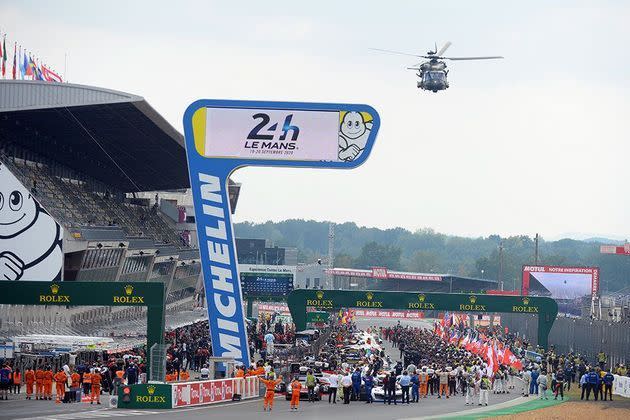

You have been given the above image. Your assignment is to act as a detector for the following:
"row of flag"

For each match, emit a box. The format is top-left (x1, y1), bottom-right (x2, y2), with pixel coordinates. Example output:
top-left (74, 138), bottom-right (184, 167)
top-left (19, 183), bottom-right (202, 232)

top-left (440, 311), bottom-right (466, 329)
top-left (434, 322), bottom-right (523, 376)
top-left (0, 31), bottom-right (63, 83)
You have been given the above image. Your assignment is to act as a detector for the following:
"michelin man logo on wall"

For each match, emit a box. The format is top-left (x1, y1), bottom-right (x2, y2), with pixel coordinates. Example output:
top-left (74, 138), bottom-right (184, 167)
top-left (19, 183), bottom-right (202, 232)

top-left (0, 163), bottom-right (63, 281)
top-left (338, 111), bottom-right (373, 162)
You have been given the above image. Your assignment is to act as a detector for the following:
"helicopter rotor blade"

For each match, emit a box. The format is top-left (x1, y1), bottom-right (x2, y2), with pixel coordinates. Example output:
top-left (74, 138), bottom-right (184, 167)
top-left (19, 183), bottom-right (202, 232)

top-left (436, 41), bottom-right (452, 56)
top-left (369, 47), bottom-right (424, 57)
top-left (442, 56), bottom-right (504, 61)
top-left (406, 67), bottom-right (421, 70)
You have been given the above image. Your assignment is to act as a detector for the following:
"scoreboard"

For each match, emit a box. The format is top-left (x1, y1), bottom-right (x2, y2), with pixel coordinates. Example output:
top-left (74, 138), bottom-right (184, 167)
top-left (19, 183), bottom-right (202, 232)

top-left (240, 272), bottom-right (294, 297)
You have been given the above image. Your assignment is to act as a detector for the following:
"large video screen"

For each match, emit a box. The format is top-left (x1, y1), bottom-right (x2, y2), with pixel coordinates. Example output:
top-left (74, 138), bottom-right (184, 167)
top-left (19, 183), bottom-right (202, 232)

top-left (521, 266), bottom-right (599, 299)
top-left (240, 272), bottom-right (294, 297)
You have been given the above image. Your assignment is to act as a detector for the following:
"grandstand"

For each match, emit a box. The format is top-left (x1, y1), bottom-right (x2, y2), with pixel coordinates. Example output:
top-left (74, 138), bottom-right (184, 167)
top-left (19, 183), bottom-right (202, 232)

top-left (326, 267), bottom-right (498, 293)
top-left (0, 80), bottom-right (240, 337)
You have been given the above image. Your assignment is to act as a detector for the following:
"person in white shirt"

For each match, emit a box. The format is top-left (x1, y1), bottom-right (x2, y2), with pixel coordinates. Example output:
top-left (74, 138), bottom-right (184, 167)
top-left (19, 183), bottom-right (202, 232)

top-left (264, 332), bottom-right (275, 356)
top-left (341, 373), bottom-right (353, 404)
top-left (328, 371), bottom-right (341, 404)
top-left (200, 364), bottom-right (210, 380)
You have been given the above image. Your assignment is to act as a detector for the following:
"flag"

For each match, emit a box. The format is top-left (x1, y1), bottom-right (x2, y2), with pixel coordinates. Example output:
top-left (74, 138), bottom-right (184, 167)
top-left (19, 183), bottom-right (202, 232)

top-left (30, 57), bottom-right (43, 80)
top-left (26, 54), bottom-right (34, 76)
top-left (503, 347), bottom-right (523, 370)
top-left (12, 42), bottom-right (16, 79)
top-left (18, 46), bottom-right (23, 78)
top-left (485, 343), bottom-right (498, 375)
top-left (41, 65), bottom-right (62, 82)
top-left (23, 50), bottom-right (29, 77)
top-left (2, 35), bottom-right (7, 77)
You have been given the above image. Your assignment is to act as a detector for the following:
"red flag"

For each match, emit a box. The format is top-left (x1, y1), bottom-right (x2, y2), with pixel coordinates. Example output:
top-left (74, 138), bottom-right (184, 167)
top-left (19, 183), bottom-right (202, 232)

top-left (12, 43), bottom-right (16, 80)
top-left (492, 345), bottom-right (499, 373)
top-left (25, 55), bottom-right (33, 76)
top-left (41, 65), bottom-right (62, 82)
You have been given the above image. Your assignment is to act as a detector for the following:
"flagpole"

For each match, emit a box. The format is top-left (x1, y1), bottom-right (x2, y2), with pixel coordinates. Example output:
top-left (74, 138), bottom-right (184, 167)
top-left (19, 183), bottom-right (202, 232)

top-left (64, 53), bottom-right (67, 82)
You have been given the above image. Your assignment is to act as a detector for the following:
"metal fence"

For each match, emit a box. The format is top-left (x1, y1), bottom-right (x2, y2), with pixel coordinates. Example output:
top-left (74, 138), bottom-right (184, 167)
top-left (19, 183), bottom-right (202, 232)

top-left (149, 343), bottom-right (169, 382)
top-left (502, 314), bottom-right (630, 366)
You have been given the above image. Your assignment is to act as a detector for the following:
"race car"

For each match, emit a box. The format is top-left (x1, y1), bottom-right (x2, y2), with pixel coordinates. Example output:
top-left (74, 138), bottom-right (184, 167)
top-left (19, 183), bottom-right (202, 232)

top-left (285, 375), bottom-right (322, 401)
top-left (371, 384), bottom-right (403, 402)
top-left (369, 373), bottom-right (403, 402)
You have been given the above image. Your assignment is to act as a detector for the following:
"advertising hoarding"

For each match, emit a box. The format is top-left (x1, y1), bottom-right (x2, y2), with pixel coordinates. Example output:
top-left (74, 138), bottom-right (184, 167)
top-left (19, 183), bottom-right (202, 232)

top-left (184, 99), bottom-right (380, 368)
top-left (172, 377), bottom-right (259, 408)
top-left (521, 265), bottom-right (599, 299)
top-left (0, 163), bottom-right (63, 281)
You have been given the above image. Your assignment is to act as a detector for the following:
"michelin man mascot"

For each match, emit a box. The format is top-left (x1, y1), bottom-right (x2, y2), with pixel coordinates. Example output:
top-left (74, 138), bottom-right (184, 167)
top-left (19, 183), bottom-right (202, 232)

top-left (0, 163), bottom-right (63, 281)
top-left (338, 111), bottom-right (373, 162)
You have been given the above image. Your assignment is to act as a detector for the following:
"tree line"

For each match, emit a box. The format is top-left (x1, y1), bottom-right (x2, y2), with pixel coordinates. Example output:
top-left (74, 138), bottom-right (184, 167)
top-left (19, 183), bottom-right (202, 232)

top-left (234, 219), bottom-right (629, 293)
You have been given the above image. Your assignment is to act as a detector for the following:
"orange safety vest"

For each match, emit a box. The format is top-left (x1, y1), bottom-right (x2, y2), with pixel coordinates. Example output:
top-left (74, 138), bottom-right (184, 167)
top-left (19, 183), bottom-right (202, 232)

top-left (83, 373), bottom-right (92, 384)
top-left (71, 373), bottom-right (81, 388)
top-left (54, 371), bottom-right (67, 384)
top-left (291, 380), bottom-right (302, 395)
top-left (13, 372), bottom-right (22, 384)
top-left (180, 371), bottom-right (190, 381)
top-left (260, 378), bottom-right (281, 392)
top-left (35, 370), bottom-right (44, 383)
top-left (25, 370), bottom-right (35, 384)
top-left (43, 370), bottom-right (53, 383)
top-left (91, 373), bottom-right (102, 386)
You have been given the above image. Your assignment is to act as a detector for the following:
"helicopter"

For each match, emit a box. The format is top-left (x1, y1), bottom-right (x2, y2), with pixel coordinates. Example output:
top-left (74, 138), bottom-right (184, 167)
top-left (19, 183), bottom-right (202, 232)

top-left (371, 42), bottom-right (503, 92)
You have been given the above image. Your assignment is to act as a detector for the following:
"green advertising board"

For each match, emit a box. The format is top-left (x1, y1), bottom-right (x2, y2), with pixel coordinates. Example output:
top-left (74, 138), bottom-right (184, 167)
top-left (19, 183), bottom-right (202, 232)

top-left (288, 289), bottom-right (558, 349)
top-left (117, 383), bottom-right (172, 409)
top-left (306, 311), bottom-right (330, 323)
top-left (0, 281), bottom-right (165, 364)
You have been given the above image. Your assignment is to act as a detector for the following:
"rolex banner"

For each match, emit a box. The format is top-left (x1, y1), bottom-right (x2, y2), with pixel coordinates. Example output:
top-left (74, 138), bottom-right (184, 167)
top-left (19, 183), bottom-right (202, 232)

top-left (117, 384), bottom-right (172, 409)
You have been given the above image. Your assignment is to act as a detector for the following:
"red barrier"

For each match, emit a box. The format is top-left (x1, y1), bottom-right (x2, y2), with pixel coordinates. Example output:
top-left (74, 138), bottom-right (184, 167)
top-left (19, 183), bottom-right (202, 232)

top-left (353, 309), bottom-right (424, 319)
top-left (172, 377), bottom-right (259, 408)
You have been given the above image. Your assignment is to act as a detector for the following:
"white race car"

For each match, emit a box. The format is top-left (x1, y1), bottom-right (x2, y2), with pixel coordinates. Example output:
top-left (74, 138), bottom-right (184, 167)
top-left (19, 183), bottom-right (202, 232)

top-left (371, 385), bottom-right (403, 402)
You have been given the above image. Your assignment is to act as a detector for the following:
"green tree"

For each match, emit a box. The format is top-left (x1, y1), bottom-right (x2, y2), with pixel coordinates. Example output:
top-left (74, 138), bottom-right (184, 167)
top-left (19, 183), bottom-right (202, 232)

top-left (355, 242), bottom-right (402, 270)
top-left (408, 250), bottom-right (442, 273)
top-left (334, 253), bottom-right (355, 268)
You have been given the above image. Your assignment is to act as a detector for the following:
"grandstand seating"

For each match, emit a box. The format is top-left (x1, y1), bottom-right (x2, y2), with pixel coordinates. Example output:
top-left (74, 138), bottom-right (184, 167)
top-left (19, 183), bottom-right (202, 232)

top-left (2, 155), bottom-right (187, 248)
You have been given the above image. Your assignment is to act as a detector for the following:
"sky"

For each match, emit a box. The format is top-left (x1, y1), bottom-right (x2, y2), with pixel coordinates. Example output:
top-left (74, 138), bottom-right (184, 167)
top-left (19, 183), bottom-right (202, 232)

top-left (1, 0), bottom-right (629, 240)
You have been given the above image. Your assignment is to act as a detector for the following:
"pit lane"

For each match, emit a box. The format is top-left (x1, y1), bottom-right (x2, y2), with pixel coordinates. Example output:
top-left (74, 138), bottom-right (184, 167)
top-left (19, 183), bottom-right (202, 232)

top-left (0, 318), bottom-right (521, 420)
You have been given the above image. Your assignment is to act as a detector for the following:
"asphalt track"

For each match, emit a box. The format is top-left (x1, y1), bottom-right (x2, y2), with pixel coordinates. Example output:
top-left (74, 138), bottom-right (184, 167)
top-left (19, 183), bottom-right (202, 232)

top-left (0, 318), bottom-right (522, 420)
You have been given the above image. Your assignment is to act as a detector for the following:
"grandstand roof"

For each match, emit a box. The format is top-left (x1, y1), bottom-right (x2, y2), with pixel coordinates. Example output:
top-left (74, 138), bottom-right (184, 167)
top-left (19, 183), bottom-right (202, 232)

top-left (0, 80), bottom-right (188, 192)
top-left (326, 267), bottom-right (498, 285)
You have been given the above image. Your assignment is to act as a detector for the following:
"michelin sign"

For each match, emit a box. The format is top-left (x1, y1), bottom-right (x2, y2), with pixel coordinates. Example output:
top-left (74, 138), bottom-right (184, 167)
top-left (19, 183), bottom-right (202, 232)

top-left (183, 100), bottom-right (380, 366)
top-left (0, 163), bottom-right (63, 282)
